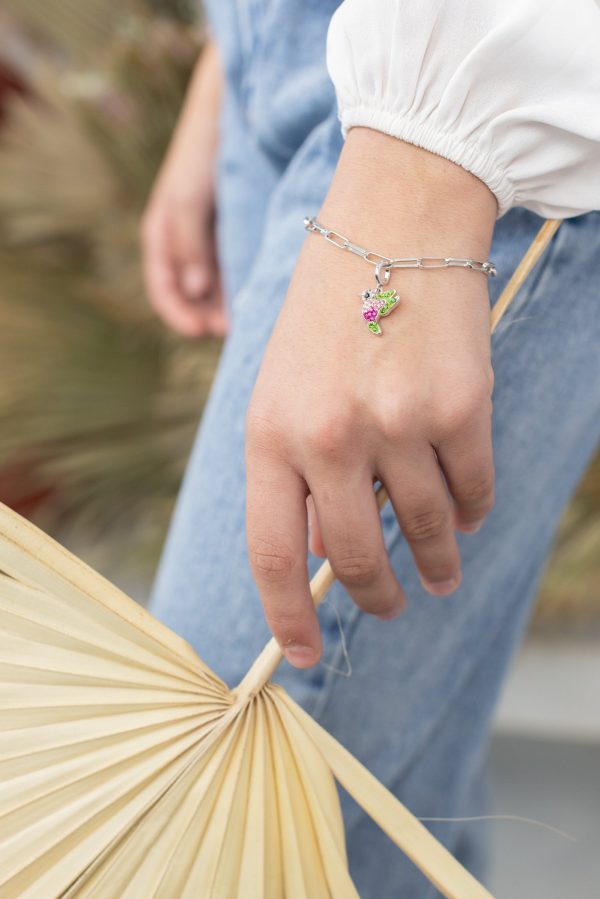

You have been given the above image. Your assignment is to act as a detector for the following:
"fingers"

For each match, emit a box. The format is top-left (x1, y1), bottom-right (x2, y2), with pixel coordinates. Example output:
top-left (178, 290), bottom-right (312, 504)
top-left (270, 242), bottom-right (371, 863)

top-left (171, 199), bottom-right (213, 301)
top-left (435, 407), bottom-right (495, 534)
top-left (142, 241), bottom-right (198, 336)
top-left (380, 446), bottom-right (461, 596)
top-left (306, 426), bottom-right (491, 605)
top-left (309, 470), bottom-right (406, 619)
top-left (142, 213), bottom-right (206, 336)
top-left (246, 435), bottom-right (321, 668)
top-left (299, 422), bottom-right (492, 607)
top-left (141, 202), bottom-right (227, 338)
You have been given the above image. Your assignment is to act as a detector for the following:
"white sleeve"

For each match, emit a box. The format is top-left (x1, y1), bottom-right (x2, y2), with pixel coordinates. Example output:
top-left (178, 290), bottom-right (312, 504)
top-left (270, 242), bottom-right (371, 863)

top-left (326, 0), bottom-right (600, 219)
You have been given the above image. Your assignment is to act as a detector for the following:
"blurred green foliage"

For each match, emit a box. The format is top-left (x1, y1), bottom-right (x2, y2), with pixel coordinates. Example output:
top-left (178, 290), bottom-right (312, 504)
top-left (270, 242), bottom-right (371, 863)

top-left (0, 0), bottom-right (220, 575)
top-left (0, 0), bottom-right (597, 623)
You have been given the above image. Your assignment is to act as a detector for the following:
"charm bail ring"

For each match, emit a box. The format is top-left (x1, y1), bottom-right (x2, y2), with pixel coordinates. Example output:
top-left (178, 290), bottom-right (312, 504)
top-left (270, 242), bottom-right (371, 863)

top-left (375, 261), bottom-right (392, 288)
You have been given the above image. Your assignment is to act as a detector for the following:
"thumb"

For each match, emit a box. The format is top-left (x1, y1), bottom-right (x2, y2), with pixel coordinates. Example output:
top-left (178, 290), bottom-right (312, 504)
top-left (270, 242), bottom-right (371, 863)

top-left (172, 199), bottom-right (214, 300)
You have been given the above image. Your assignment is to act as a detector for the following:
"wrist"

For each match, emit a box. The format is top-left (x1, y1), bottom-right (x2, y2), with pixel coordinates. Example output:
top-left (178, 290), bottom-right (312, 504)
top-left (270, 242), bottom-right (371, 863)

top-left (319, 127), bottom-right (497, 258)
top-left (182, 40), bottom-right (222, 141)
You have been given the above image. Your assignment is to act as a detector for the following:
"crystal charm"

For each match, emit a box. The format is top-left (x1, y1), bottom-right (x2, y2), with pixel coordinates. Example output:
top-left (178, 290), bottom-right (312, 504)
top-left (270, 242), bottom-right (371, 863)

top-left (360, 287), bottom-right (400, 336)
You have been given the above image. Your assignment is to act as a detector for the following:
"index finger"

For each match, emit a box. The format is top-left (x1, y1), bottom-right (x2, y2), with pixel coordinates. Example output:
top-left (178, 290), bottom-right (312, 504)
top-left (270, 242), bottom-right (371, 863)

top-left (246, 446), bottom-right (321, 668)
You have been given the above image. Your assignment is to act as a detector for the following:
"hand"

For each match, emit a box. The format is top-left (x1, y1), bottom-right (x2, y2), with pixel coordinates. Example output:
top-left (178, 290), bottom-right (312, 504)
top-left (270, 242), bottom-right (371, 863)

top-left (246, 129), bottom-right (498, 667)
top-left (141, 41), bottom-right (227, 338)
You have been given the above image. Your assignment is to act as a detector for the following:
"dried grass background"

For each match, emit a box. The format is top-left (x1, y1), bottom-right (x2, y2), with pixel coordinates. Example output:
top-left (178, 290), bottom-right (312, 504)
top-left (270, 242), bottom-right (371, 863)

top-left (0, 0), bottom-right (597, 631)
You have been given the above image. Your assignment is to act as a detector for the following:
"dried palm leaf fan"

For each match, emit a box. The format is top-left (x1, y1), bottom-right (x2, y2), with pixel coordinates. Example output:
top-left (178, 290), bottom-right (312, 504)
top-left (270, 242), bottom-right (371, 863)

top-left (0, 220), bottom-right (561, 899)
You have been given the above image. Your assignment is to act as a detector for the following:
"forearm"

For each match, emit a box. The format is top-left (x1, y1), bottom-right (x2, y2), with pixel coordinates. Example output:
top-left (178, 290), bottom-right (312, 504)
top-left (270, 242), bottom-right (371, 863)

top-left (327, 0), bottom-right (600, 219)
top-left (159, 39), bottom-right (223, 191)
top-left (141, 38), bottom-right (226, 338)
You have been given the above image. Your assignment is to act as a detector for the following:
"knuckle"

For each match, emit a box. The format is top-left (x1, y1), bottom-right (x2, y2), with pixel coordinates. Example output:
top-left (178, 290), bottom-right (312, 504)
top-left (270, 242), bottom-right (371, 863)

top-left (248, 538), bottom-right (297, 584)
top-left (456, 472), bottom-right (495, 507)
top-left (245, 407), bottom-right (283, 449)
top-left (331, 548), bottom-right (380, 588)
top-left (376, 411), bottom-right (405, 444)
top-left (439, 399), bottom-right (477, 435)
top-left (402, 508), bottom-right (448, 543)
top-left (437, 385), bottom-right (490, 436)
top-left (375, 395), bottom-right (416, 443)
top-left (304, 413), bottom-right (353, 463)
top-left (266, 609), bottom-right (305, 639)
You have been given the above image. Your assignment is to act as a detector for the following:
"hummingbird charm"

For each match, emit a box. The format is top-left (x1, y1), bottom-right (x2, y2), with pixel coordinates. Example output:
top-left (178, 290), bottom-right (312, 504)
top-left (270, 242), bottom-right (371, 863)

top-left (360, 286), bottom-right (400, 336)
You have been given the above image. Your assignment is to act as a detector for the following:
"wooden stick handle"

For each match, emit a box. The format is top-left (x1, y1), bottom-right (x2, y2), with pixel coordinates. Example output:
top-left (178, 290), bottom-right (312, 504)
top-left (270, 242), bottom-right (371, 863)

top-left (233, 219), bottom-right (562, 702)
top-left (490, 218), bottom-right (561, 331)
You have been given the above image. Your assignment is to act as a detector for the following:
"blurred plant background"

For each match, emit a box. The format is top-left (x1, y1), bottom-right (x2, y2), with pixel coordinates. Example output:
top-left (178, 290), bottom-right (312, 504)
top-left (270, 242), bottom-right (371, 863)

top-left (0, 0), bottom-right (221, 579)
top-left (0, 0), bottom-right (598, 628)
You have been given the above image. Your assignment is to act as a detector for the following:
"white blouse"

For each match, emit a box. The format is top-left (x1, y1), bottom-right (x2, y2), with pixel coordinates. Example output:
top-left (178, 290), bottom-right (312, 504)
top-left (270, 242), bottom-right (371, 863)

top-left (326, 0), bottom-right (600, 219)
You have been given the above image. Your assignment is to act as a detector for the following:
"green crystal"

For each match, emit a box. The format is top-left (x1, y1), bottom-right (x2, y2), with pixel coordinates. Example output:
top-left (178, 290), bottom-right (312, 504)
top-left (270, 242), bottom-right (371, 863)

top-left (380, 299), bottom-right (398, 316)
top-left (367, 321), bottom-right (382, 335)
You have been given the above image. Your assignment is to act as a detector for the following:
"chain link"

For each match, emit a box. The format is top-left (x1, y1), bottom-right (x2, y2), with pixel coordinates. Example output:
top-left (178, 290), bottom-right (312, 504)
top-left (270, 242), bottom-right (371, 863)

top-left (304, 217), bottom-right (497, 277)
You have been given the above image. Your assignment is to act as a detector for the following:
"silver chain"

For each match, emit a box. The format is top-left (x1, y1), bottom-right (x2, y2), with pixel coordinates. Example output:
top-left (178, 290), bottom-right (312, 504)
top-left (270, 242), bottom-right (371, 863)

top-left (304, 217), bottom-right (497, 277)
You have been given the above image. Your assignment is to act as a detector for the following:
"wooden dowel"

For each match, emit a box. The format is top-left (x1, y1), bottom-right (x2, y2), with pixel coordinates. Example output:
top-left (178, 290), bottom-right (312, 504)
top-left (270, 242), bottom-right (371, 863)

top-left (490, 218), bottom-right (561, 331)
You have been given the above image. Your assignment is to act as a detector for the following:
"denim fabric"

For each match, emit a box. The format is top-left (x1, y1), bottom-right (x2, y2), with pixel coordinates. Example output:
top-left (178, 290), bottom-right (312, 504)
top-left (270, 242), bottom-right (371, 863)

top-left (149, 3), bottom-right (600, 895)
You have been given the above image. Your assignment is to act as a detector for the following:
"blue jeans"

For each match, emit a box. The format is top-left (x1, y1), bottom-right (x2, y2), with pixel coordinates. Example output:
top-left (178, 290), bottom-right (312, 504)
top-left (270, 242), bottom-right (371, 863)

top-left (149, 3), bottom-right (600, 895)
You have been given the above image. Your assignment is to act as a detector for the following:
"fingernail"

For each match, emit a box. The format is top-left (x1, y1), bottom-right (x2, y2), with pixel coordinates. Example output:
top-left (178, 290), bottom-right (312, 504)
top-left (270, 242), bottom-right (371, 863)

top-left (420, 575), bottom-right (461, 597)
top-left (182, 266), bottom-right (205, 297)
top-left (460, 519), bottom-right (485, 534)
top-left (377, 608), bottom-right (402, 621)
top-left (283, 643), bottom-right (317, 667)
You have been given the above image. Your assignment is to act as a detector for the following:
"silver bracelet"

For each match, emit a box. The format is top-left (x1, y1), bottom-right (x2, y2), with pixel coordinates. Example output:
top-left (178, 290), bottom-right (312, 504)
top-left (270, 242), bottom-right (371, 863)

top-left (304, 216), bottom-right (497, 336)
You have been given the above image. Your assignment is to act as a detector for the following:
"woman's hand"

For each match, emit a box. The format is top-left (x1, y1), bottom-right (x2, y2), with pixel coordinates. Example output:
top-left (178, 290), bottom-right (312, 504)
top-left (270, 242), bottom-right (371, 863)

top-left (141, 40), bottom-right (227, 337)
top-left (246, 129), bottom-right (498, 667)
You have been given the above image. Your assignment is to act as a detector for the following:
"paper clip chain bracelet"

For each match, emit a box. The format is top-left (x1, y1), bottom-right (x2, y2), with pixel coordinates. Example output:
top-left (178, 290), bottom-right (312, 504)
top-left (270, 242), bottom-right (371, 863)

top-left (303, 216), bottom-right (497, 336)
